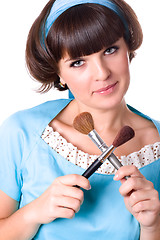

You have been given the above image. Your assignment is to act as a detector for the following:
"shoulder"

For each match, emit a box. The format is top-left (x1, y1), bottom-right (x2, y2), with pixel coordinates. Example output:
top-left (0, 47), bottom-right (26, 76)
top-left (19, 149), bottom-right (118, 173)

top-left (0, 99), bottom-right (72, 168)
top-left (128, 105), bottom-right (160, 147)
top-left (0, 99), bottom-right (71, 136)
top-left (136, 117), bottom-right (160, 146)
top-left (140, 121), bottom-right (160, 145)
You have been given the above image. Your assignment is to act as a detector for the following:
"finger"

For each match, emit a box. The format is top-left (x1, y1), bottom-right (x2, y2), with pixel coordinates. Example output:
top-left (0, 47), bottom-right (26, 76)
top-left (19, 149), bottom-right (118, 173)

top-left (52, 184), bottom-right (84, 204)
top-left (54, 206), bottom-right (76, 219)
top-left (129, 189), bottom-right (154, 207)
top-left (132, 199), bottom-right (159, 213)
top-left (114, 165), bottom-right (143, 181)
top-left (130, 188), bottom-right (159, 207)
top-left (55, 195), bottom-right (81, 213)
top-left (56, 174), bottom-right (91, 190)
top-left (119, 177), bottom-right (153, 196)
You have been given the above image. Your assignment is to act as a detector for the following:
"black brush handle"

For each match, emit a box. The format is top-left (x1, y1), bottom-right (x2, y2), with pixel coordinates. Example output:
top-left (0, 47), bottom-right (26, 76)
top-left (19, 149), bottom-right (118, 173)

top-left (81, 155), bottom-right (129, 180)
top-left (74, 158), bottom-right (102, 188)
top-left (74, 154), bottom-right (129, 188)
top-left (82, 158), bottom-right (102, 179)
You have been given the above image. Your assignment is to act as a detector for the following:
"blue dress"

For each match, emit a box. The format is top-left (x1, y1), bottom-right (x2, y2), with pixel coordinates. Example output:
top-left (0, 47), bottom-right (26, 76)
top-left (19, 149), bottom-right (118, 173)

top-left (0, 99), bottom-right (160, 240)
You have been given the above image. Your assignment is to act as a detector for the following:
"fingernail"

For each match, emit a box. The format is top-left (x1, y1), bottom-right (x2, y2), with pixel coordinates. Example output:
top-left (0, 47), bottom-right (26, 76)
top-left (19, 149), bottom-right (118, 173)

top-left (88, 185), bottom-right (91, 190)
top-left (113, 173), bottom-right (118, 180)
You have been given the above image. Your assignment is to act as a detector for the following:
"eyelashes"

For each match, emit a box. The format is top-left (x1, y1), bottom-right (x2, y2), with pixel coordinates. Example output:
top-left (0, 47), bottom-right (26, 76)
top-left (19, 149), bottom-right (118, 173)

top-left (104, 46), bottom-right (119, 55)
top-left (70, 60), bottom-right (84, 68)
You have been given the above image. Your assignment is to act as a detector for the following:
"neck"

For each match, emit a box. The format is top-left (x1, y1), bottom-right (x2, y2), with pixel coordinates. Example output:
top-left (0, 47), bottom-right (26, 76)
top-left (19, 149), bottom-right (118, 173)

top-left (74, 99), bottom-right (130, 133)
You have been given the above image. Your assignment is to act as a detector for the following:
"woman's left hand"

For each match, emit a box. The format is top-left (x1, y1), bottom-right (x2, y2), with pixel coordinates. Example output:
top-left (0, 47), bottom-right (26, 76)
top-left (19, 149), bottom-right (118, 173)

top-left (114, 165), bottom-right (160, 230)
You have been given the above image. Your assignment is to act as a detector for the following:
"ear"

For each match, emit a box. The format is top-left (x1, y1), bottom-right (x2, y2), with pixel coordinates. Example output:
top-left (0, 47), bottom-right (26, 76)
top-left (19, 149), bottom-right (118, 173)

top-left (129, 52), bottom-right (135, 62)
top-left (59, 77), bottom-right (66, 85)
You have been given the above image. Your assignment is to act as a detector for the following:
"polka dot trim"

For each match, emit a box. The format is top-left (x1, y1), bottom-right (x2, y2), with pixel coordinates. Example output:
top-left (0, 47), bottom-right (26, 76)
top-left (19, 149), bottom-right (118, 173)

top-left (41, 125), bottom-right (160, 175)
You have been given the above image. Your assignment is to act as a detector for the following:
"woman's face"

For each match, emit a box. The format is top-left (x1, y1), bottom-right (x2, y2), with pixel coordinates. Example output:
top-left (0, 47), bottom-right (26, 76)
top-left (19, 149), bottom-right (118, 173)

top-left (58, 38), bottom-right (130, 111)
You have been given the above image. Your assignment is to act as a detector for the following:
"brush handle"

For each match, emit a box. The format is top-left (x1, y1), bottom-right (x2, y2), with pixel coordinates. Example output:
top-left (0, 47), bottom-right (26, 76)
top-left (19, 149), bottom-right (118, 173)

top-left (108, 154), bottom-right (129, 180)
top-left (108, 153), bottom-right (123, 170)
top-left (74, 159), bottom-right (102, 187)
top-left (81, 147), bottom-right (129, 180)
top-left (82, 145), bottom-right (114, 179)
top-left (82, 158), bottom-right (102, 179)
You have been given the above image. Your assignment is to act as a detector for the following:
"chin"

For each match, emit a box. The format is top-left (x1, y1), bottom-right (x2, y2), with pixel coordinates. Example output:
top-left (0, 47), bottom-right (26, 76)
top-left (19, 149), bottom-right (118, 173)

top-left (94, 96), bottom-right (126, 110)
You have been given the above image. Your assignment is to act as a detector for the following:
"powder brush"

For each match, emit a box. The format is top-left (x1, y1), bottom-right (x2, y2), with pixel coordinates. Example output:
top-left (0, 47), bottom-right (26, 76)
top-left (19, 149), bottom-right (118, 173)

top-left (73, 112), bottom-right (127, 170)
top-left (81, 125), bottom-right (135, 179)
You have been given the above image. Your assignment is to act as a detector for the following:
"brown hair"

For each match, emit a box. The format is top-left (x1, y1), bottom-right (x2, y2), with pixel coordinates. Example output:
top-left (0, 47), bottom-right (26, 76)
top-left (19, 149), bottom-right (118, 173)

top-left (25, 0), bottom-right (143, 93)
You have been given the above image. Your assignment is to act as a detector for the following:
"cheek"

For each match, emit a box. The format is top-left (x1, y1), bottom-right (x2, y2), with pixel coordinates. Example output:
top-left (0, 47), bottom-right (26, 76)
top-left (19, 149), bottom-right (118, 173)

top-left (60, 73), bottom-right (84, 95)
top-left (60, 69), bottom-right (90, 90)
top-left (114, 53), bottom-right (130, 77)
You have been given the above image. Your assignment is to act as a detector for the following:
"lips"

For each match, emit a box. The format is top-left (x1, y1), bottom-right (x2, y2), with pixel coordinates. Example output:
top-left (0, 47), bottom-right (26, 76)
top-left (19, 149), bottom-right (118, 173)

top-left (93, 81), bottom-right (118, 94)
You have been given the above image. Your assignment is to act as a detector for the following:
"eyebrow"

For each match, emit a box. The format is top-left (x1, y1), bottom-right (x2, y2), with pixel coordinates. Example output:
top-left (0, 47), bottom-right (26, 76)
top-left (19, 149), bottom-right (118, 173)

top-left (64, 57), bottom-right (83, 63)
top-left (64, 58), bottom-right (72, 63)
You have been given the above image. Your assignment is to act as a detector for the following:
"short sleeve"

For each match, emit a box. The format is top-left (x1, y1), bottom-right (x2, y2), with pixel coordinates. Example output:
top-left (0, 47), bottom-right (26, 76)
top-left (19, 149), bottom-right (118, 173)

top-left (0, 113), bottom-right (23, 201)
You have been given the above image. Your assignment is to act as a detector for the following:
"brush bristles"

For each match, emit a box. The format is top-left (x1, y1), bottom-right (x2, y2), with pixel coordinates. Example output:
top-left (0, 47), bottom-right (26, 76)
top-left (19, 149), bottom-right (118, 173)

top-left (113, 126), bottom-right (135, 148)
top-left (73, 112), bottom-right (94, 135)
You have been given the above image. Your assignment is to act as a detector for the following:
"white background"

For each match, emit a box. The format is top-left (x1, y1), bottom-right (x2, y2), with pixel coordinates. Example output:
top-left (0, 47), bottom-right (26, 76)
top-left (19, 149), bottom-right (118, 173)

top-left (0, 0), bottom-right (159, 125)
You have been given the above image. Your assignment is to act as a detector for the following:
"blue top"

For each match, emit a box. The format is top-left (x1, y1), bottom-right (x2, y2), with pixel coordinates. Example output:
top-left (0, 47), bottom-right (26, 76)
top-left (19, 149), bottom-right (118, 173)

top-left (0, 99), bottom-right (160, 240)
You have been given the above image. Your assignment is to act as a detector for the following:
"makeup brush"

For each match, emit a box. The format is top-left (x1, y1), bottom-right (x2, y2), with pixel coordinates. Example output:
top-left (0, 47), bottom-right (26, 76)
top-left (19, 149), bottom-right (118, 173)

top-left (81, 125), bottom-right (135, 179)
top-left (73, 112), bottom-right (125, 170)
top-left (73, 112), bottom-right (108, 152)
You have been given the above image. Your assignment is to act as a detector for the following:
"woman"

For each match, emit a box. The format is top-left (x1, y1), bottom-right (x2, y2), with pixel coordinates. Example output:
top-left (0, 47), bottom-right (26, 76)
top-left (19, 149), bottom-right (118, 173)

top-left (0, 0), bottom-right (160, 239)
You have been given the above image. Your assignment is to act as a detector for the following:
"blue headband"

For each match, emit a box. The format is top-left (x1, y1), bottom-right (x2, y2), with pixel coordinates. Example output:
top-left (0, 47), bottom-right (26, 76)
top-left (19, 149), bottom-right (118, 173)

top-left (45, 0), bottom-right (129, 38)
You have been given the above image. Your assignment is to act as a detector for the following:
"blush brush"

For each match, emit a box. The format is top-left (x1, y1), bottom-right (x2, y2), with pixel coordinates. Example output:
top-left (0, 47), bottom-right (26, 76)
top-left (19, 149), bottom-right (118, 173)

top-left (81, 125), bottom-right (135, 179)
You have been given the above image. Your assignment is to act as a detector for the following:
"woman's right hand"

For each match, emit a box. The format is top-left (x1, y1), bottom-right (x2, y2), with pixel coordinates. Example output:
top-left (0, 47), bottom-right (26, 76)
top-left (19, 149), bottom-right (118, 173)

top-left (29, 174), bottom-right (91, 224)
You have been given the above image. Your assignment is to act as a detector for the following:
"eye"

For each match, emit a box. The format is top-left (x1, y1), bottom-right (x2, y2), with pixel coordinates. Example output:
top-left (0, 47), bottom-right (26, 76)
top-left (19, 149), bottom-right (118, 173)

top-left (104, 46), bottom-right (119, 55)
top-left (70, 60), bottom-right (84, 68)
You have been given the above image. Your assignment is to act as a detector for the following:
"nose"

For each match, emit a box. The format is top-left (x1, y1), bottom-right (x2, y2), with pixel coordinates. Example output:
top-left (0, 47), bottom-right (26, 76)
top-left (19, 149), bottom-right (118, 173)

top-left (91, 57), bottom-right (111, 81)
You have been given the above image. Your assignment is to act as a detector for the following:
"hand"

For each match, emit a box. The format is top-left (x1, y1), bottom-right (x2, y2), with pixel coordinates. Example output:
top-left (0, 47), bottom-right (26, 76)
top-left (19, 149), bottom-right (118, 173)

top-left (114, 165), bottom-right (160, 230)
top-left (29, 174), bottom-right (91, 225)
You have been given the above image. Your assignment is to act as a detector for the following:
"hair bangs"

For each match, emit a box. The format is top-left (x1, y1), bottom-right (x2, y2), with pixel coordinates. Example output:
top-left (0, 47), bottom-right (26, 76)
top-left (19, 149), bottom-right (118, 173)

top-left (47, 4), bottom-right (125, 62)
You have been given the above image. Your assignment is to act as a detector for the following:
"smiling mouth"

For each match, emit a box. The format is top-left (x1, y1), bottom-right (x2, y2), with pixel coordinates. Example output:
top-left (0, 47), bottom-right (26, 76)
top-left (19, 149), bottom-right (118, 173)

top-left (93, 81), bottom-right (118, 94)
